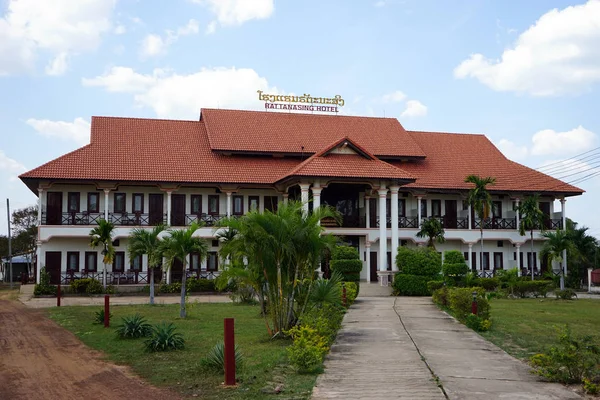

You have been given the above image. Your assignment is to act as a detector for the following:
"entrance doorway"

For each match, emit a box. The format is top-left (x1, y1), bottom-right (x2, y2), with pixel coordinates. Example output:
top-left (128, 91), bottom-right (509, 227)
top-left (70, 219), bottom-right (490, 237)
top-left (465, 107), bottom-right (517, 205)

top-left (370, 252), bottom-right (378, 282)
top-left (45, 252), bottom-right (61, 284)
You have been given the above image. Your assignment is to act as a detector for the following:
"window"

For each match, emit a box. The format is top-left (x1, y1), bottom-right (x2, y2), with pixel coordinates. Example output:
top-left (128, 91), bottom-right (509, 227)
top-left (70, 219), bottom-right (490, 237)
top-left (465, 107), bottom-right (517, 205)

top-left (208, 195), bottom-right (220, 215)
top-left (471, 252), bottom-right (477, 270)
top-left (398, 199), bottom-right (406, 217)
top-left (264, 196), bottom-right (278, 212)
top-left (212, 239), bottom-right (219, 247)
top-left (85, 252), bottom-right (97, 272)
top-left (420, 199), bottom-right (428, 218)
top-left (492, 201), bottom-right (502, 218)
top-left (249, 196), bottom-right (260, 212)
top-left (431, 200), bottom-right (441, 217)
top-left (527, 252), bottom-right (537, 270)
top-left (190, 253), bottom-right (201, 270)
top-left (132, 193), bottom-right (144, 213)
top-left (493, 252), bottom-right (503, 271)
top-left (482, 252), bottom-right (490, 270)
top-left (464, 252), bottom-right (469, 261)
top-left (207, 252), bottom-right (219, 271)
top-left (131, 254), bottom-right (142, 271)
top-left (67, 252), bottom-right (79, 272)
top-left (68, 192), bottom-right (80, 213)
top-left (497, 241), bottom-right (504, 247)
top-left (191, 195), bottom-right (202, 215)
top-left (233, 195), bottom-right (244, 215)
top-left (114, 252), bottom-right (125, 272)
top-left (87, 192), bottom-right (99, 213)
top-left (114, 193), bottom-right (126, 213)
top-left (462, 200), bottom-right (469, 211)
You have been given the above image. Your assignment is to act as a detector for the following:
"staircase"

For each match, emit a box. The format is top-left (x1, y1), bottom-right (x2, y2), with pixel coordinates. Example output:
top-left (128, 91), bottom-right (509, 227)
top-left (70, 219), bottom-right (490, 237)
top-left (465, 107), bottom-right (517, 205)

top-left (359, 282), bottom-right (392, 297)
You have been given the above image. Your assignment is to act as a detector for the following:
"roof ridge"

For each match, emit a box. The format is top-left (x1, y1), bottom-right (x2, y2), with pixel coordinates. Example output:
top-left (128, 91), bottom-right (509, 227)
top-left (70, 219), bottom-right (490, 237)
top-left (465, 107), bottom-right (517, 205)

top-left (408, 130), bottom-right (487, 137)
top-left (92, 115), bottom-right (200, 123)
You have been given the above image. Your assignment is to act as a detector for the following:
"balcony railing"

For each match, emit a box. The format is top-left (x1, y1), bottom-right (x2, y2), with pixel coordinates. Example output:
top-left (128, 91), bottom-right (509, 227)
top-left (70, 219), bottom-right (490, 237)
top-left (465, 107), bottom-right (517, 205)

top-left (60, 271), bottom-right (149, 285)
top-left (474, 217), bottom-right (518, 230)
top-left (320, 215), bottom-right (366, 228)
top-left (426, 216), bottom-right (469, 229)
top-left (109, 212), bottom-right (166, 226)
top-left (185, 214), bottom-right (227, 227)
top-left (41, 211), bottom-right (103, 225)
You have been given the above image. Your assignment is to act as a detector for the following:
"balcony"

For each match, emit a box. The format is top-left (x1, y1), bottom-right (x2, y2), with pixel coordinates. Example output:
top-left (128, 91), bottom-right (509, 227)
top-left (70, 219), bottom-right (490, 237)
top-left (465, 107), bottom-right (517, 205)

top-left (41, 211), bottom-right (104, 225)
top-left (474, 217), bottom-right (517, 230)
top-left (184, 214), bottom-right (228, 227)
top-left (109, 212), bottom-right (166, 226)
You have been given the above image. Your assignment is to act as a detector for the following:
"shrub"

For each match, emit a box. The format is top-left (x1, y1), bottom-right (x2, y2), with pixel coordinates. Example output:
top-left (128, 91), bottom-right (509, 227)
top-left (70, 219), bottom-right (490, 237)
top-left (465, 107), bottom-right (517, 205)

top-left (299, 304), bottom-right (344, 346)
top-left (442, 251), bottom-right (468, 286)
top-left (286, 325), bottom-right (328, 373)
top-left (158, 282), bottom-right (182, 294)
top-left (432, 287), bottom-right (449, 307)
top-left (530, 326), bottom-right (600, 384)
top-left (330, 246), bottom-right (362, 282)
top-left (187, 278), bottom-right (216, 293)
top-left (463, 271), bottom-right (478, 288)
top-left (392, 274), bottom-right (431, 296)
top-left (34, 268), bottom-right (57, 296)
top-left (71, 278), bottom-right (95, 294)
top-left (201, 342), bottom-right (243, 372)
top-left (396, 247), bottom-right (442, 277)
top-left (584, 379), bottom-right (599, 395)
top-left (477, 277), bottom-right (500, 291)
top-left (93, 308), bottom-right (112, 324)
top-left (486, 290), bottom-right (508, 300)
top-left (427, 280), bottom-right (444, 292)
top-left (465, 314), bottom-right (491, 332)
top-left (86, 279), bottom-right (104, 295)
top-left (310, 272), bottom-right (343, 307)
top-left (343, 282), bottom-right (358, 306)
top-left (115, 314), bottom-right (152, 338)
top-left (555, 289), bottom-right (577, 300)
top-left (145, 322), bottom-right (185, 352)
top-left (448, 287), bottom-right (490, 321)
top-left (104, 285), bottom-right (117, 295)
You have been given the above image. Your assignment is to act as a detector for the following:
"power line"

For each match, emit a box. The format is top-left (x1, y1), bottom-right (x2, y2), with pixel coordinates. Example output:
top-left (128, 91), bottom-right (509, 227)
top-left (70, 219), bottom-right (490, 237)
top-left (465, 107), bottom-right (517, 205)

top-left (537, 152), bottom-right (600, 174)
top-left (551, 159), bottom-right (600, 178)
top-left (535, 146), bottom-right (600, 170)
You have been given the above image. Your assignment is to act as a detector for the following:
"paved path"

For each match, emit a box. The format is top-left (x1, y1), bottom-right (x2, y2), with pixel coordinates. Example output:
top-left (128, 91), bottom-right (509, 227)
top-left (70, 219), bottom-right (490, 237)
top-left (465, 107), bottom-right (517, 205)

top-left (20, 293), bottom-right (232, 308)
top-left (312, 295), bottom-right (581, 400)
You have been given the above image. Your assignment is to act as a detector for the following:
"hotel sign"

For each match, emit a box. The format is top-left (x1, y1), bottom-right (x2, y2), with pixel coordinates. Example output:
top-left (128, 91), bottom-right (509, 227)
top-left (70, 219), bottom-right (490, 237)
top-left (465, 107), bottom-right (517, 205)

top-left (258, 90), bottom-right (345, 113)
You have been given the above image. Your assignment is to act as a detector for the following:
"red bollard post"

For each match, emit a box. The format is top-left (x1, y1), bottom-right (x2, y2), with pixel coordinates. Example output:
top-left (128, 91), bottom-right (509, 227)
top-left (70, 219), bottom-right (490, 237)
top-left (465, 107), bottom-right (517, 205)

top-left (104, 295), bottom-right (110, 328)
top-left (471, 291), bottom-right (478, 315)
top-left (342, 285), bottom-right (347, 308)
top-left (57, 283), bottom-right (61, 307)
top-left (224, 318), bottom-right (236, 386)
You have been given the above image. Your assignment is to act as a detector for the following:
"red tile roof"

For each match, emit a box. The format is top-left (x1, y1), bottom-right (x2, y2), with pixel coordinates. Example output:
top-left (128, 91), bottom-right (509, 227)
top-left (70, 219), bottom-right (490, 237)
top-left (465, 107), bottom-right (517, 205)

top-left (397, 131), bottom-right (583, 194)
top-left (202, 108), bottom-right (426, 158)
top-left (278, 137), bottom-right (415, 182)
top-left (19, 110), bottom-right (583, 197)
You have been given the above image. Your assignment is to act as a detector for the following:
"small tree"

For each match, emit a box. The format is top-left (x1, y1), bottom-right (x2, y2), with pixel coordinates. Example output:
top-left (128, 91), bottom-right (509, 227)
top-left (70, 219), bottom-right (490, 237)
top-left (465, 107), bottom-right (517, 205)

top-left (442, 250), bottom-right (468, 286)
top-left (518, 194), bottom-right (546, 281)
top-left (541, 230), bottom-right (577, 290)
top-left (393, 247), bottom-right (442, 295)
top-left (330, 246), bottom-right (362, 282)
top-left (416, 218), bottom-right (445, 249)
top-left (89, 219), bottom-right (115, 288)
top-left (128, 225), bottom-right (166, 305)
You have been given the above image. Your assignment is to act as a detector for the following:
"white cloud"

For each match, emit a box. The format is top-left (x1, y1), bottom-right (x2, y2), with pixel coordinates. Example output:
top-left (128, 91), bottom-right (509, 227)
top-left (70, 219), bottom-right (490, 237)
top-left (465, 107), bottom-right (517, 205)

top-left (26, 118), bottom-right (91, 145)
top-left (381, 90), bottom-right (406, 103)
top-left (44, 52), bottom-right (69, 76)
top-left (400, 100), bottom-right (427, 117)
top-left (0, 0), bottom-right (117, 76)
top-left (0, 150), bottom-right (27, 182)
top-left (82, 66), bottom-right (278, 119)
top-left (140, 19), bottom-right (199, 57)
top-left (531, 126), bottom-right (597, 156)
top-left (206, 21), bottom-right (217, 35)
top-left (454, 0), bottom-right (600, 96)
top-left (114, 24), bottom-right (126, 35)
top-left (193, 0), bottom-right (274, 33)
top-left (495, 139), bottom-right (529, 161)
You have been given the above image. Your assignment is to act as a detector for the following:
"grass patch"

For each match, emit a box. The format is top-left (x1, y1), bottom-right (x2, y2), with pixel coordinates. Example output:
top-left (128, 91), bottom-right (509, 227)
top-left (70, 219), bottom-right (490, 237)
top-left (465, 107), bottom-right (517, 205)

top-left (479, 299), bottom-right (600, 360)
top-left (47, 303), bottom-right (317, 399)
top-left (0, 283), bottom-right (20, 301)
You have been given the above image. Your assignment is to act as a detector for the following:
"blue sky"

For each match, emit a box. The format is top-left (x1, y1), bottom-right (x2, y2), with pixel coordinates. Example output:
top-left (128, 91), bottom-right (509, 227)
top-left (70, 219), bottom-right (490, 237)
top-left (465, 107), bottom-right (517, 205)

top-left (1, 0), bottom-right (600, 236)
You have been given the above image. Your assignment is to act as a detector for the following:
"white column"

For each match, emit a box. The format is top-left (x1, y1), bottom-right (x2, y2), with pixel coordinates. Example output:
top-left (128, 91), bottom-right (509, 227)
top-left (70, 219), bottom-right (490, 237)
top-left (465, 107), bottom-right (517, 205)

top-left (378, 186), bottom-right (388, 286)
top-left (36, 241), bottom-right (42, 284)
top-left (365, 239), bottom-right (371, 283)
top-left (103, 189), bottom-right (110, 221)
top-left (226, 191), bottom-right (232, 217)
top-left (561, 198), bottom-right (568, 282)
top-left (515, 198), bottom-right (520, 230)
top-left (589, 268), bottom-right (593, 293)
top-left (300, 183), bottom-right (310, 215)
top-left (390, 186), bottom-right (399, 272)
top-left (365, 196), bottom-right (370, 229)
top-left (312, 182), bottom-right (321, 212)
top-left (468, 204), bottom-right (472, 230)
top-left (164, 256), bottom-right (171, 284)
top-left (516, 243), bottom-right (521, 277)
top-left (468, 243), bottom-right (473, 271)
top-left (283, 193), bottom-right (289, 205)
top-left (166, 190), bottom-right (172, 225)
top-left (417, 196), bottom-right (422, 228)
top-left (37, 188), bottom-right (43, 225)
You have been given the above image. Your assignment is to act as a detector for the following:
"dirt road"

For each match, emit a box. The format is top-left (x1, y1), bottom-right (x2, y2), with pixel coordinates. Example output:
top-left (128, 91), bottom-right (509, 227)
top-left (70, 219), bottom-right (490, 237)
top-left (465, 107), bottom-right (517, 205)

top-left (0, 300), bottom-right (180, 400)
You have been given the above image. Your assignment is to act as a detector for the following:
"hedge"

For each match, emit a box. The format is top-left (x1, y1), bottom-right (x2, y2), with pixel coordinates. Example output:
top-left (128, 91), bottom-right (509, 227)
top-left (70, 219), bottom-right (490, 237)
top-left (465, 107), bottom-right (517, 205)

top-left (513, 280), bottom-right (553, 298)
top-left (392, 274), bottom-right (431, 296)
top-left (331, 246), bottom-right (362, 282)
top-left (396, 247), bottom-right (442, 277)
top-left (447, 287), bottom-right (490, 321)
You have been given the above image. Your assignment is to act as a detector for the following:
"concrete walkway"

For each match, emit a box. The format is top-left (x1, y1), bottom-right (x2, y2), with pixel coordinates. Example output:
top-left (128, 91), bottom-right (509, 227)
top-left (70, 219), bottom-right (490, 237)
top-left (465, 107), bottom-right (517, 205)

top-left (312, 295), bottom-right (581, 400)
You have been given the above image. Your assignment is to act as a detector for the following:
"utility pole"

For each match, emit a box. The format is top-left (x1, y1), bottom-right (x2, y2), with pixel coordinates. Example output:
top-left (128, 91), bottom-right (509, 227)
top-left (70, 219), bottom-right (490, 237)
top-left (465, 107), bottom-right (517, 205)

top-left (7, 198), bottom-right (13, 289)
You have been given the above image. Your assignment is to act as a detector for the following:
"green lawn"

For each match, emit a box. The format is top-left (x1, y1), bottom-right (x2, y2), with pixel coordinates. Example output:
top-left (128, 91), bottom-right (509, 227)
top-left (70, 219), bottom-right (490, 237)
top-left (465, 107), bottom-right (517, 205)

top-left (47, 303), bottom-right (317, 399)
top-left (479, 299), bottom-right (600, 359)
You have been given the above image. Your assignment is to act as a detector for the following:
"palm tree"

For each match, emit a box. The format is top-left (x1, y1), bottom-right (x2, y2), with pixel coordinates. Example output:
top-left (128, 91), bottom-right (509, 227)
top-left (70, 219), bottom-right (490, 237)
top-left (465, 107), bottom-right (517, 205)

top-left (128, 224), bottom-right (166, 305)
top-left (565, 219), bottom-right (597, 285)
top-left (541, 229), bottom-right (577, 290)
top-left (416, 217), bottom-right (445, 249)
top-left (159, 223), bottom-right (208, 318)
top-left (218, 200), bottom-right (339, 336)
top-left (517, 195), bottom-right (546, 280)
top-left (465, 175), bottom-right (496, 274)
top-left (89, 219), bottom-right (115, 288)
